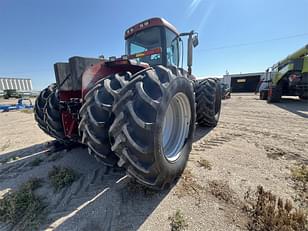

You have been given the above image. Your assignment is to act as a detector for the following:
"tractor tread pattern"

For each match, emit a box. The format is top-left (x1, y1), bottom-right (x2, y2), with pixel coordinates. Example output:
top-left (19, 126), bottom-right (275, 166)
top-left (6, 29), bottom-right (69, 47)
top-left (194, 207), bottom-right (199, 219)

top-left (34, 84), bottom-right (70, 143)
top-left (109, 65), bottom-right (195, 189)
top-left (195, 78), bottom-right (221, 127)
top-left (78, 73), bottom-right (131, 166)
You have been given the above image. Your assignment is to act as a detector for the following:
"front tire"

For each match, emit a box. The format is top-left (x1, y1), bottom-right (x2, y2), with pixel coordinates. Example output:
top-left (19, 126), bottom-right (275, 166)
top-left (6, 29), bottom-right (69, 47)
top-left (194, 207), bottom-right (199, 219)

top-left (109, 66), bottom-right (196, 189)
top-left (195, 78), bottom-right (222, 127)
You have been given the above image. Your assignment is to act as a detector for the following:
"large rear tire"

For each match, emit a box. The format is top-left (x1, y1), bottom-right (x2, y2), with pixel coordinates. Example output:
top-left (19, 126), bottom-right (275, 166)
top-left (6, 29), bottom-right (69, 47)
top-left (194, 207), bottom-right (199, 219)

top-left (34, 84), bottom-right (71, 144)
top-left (78, 73), bottom-right (131, 166)
top-left (109, 66), bottom-right (196, 190)
top-left (195, 78), bottom-right (222, 127)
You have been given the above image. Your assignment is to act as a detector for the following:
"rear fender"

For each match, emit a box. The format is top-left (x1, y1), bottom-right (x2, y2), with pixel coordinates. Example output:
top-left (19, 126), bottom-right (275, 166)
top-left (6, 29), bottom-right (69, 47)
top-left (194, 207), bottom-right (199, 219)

top-left (82, 61), bottom-right (147, 97)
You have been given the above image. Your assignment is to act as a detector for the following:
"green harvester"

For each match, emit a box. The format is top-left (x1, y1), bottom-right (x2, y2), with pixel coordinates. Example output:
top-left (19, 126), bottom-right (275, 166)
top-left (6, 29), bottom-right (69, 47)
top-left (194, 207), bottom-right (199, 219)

top-left (265, 44), bottom-right (308, 102)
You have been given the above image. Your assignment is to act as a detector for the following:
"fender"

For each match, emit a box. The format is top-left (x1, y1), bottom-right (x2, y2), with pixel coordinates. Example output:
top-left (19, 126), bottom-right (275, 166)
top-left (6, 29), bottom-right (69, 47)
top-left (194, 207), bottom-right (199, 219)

top-left (82, 60), bottom-right (148, 98)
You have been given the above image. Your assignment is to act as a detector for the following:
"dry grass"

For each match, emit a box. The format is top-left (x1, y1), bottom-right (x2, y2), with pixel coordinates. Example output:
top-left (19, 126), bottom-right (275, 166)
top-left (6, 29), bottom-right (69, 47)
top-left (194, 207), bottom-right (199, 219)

top-left (197, 159), bottom-right (212, 170)
top-left (174, 169), bottom-right (205, 207)
top-left (208, 180), bottom-right (236, 203)
top-left (48, 166), bottom-right (78, 191)
top-left (174, 169), bottom-right (204, 198)
top-left (168, 209), bottom-right (188, 231)
top-left (291, 165), bottom-right (308, 191)
top-left (244, 185), bottom-right (307, 231)
top-left (290, 165), bottom-right (308, 209)
top-left (20, 109), bottom-right (33, 114)
top-left (0, 178), bottom-right (45, 230)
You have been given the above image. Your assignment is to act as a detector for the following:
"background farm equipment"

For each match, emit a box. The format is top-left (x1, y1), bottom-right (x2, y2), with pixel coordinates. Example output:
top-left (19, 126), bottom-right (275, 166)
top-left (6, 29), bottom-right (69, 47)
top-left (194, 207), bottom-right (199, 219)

top-left (34, 18), bottom-right (222, 189)
top-left (220, 82), bottom-right (231, 99)
top-left (3, 89), bottom-right (22, 99)
top-left (263, 44), bottom-right (308, 102)
top-left (0, 98), bottom-right (33, 112)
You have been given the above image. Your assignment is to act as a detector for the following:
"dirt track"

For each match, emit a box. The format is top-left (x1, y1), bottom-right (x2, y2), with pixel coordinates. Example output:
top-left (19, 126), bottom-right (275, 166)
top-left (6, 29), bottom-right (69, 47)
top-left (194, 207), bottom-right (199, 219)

top-left (0, 94), bottom-right (307, 230)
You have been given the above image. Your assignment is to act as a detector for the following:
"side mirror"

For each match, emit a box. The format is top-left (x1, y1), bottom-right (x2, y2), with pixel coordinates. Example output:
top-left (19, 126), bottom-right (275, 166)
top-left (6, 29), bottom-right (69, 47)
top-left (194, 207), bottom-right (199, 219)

top-left (192, 35), bottom-right (199, 47)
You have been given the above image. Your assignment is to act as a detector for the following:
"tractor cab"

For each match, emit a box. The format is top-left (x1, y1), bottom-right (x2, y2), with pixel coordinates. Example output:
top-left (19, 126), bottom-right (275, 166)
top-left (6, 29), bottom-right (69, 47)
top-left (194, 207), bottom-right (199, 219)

top-left (125, 18), bottom-right (198, 75)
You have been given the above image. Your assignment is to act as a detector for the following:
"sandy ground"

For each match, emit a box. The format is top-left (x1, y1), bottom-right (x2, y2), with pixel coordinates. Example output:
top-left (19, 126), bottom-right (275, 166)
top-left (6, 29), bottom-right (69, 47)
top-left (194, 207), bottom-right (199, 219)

top-left (0, 94), bottom-right (307, 231)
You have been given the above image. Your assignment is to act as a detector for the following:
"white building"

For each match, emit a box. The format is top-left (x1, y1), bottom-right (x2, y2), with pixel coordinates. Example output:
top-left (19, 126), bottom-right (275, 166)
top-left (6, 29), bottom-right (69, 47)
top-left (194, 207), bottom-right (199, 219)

top-left (0, 77), bottom-right (33, 91)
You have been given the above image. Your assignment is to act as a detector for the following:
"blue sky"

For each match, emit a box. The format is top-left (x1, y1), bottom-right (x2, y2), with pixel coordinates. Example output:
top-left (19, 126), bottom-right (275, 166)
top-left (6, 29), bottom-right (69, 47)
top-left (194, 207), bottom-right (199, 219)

top-left (0, 0), bottom-right (307, 90)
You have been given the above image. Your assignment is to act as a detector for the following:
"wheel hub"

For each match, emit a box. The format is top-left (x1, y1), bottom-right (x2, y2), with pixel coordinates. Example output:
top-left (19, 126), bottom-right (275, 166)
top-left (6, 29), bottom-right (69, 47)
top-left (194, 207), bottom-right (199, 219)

top-left (162, 93), bottom-right (191, 162)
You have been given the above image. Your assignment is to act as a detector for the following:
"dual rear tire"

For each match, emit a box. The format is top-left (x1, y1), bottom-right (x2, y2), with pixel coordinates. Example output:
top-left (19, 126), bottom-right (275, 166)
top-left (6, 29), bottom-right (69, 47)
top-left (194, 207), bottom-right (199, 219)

top-left (34, 84), bottom-right (70, 144)
top-left (36, 67), bottom-right (220, 190)
top-left (78, 73), bottom-right (132, 166)
top-left (78, 66), bottom-right (196, 189)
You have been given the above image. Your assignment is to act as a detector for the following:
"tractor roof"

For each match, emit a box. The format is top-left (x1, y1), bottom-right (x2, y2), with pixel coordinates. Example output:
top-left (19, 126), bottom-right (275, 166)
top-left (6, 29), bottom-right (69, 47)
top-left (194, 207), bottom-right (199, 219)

top-left (124, 17), bottom-right (179, 39)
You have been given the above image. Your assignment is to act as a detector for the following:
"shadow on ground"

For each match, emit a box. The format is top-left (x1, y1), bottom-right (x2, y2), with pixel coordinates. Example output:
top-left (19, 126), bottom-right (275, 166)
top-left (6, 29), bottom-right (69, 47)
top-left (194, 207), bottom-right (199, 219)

top-left (194, 126), bottom-right (213, 142)
top-left (0, 125), bottom-right (213, 230)
top-left (272, 98), bottom-right (308, 119)
top-left (0, 142), bottom-right (171, 231)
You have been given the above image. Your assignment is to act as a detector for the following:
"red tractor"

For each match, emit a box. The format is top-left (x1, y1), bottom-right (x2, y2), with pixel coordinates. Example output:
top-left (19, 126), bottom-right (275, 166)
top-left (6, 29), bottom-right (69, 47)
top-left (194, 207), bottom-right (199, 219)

top-left (34, 18), bottom-right (221, 189)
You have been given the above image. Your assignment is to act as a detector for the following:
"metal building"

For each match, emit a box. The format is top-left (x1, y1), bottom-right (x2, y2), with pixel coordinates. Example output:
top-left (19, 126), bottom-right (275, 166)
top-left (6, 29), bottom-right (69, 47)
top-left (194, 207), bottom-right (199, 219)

top-left (0, 77), bottom-right (33, 91)
top-left (223, 72), bottom-right (265, 93)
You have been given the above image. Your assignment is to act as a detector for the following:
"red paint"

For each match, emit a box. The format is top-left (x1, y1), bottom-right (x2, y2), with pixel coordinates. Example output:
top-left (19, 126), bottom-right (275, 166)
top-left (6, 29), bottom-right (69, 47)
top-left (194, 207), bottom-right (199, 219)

top-left (59, 91), bottom-right (81, 101)
top-left (59, 57), bottom-right (153, 139)
top-left (268, 86), bottom-right (273, 97)
top-left (61, 111), bottom-right (78, 138)
top-left (58, 91), bottom-right (82, 138)
top-left (125, 18), bottom-right (179, 39)
top-left (82, 61), bottom-right (147, 97)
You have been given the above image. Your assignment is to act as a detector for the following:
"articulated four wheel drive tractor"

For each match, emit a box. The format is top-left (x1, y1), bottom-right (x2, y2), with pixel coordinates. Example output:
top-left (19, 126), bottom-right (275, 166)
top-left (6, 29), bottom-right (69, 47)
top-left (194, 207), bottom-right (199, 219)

top-left (34, 18), bottom-right (222, 189)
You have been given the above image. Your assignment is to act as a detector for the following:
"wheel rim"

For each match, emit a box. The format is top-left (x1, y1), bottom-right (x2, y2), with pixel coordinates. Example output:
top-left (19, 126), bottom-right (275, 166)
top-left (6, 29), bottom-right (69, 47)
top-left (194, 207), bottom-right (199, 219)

top-left (162, 93), bottom-right (191, 162)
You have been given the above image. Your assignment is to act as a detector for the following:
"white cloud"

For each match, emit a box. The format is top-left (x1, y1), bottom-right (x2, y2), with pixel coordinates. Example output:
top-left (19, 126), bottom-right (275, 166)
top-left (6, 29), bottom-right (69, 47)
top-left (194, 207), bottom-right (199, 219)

top-left (187, 0), bottom-right (203, 17)
top-left (186, 0), bottom-right (216, 32)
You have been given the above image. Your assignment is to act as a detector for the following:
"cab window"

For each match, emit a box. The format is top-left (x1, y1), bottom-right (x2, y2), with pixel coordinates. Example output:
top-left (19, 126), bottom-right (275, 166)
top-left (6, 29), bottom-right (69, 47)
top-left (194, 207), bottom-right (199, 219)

top-left (126, 27), bottom-right (162, 65)
top-left (166, 29), bottom-right (179, 67)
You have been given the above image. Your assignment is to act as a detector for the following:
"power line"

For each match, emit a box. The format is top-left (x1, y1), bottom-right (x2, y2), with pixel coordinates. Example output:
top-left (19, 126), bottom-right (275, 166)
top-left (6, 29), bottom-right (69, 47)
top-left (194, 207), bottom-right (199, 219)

top-left (197, 32), bottom-right (308, 52)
